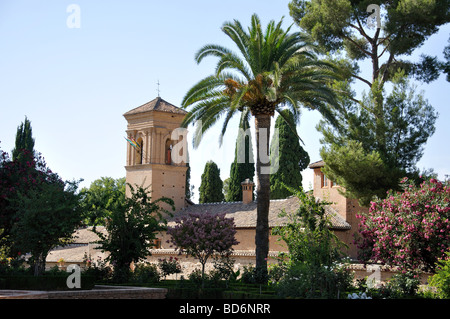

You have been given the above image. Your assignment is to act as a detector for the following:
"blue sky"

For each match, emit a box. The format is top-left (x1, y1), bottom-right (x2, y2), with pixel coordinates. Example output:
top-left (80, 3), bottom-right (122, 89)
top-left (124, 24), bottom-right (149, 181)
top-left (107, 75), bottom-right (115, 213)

top-left (0, 1), bottom-right (449, 203)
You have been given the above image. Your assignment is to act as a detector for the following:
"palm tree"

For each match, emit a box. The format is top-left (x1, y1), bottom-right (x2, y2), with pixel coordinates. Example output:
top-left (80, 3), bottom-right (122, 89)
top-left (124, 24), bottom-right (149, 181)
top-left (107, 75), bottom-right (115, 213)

top-left (181, 14), bottom-right (339, 278)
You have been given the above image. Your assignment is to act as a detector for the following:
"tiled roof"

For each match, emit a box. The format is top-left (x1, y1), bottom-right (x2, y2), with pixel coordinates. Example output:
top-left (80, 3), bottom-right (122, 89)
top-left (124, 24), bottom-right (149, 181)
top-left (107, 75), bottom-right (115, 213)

top-left (170, 196), bottom-right (351, 230)
top-left (308, 160), bottom-right (325, 168)
top-left (123, 97), bottom-right (187, 116)
top-left (46, 244), bottom-right (107, 263)
top-left (41, 227), bottom-right (107, 263)
top-left (72, 226), bottom-right (106, 244)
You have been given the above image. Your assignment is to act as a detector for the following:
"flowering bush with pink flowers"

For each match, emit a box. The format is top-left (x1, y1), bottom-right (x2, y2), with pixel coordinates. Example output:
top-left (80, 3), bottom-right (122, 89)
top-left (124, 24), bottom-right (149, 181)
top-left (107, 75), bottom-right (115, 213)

top-left (167, 212), bottom-right (239, 282)
top-left (355, 177), bottom-right (450, 272)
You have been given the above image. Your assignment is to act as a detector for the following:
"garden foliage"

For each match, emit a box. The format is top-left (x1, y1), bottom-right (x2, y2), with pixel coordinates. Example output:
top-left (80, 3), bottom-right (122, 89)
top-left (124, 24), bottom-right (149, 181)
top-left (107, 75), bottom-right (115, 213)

top-left (167, 212), bottom-right (239, 282)
top-left (272, 186), bottom-right (353, 298)
top-left (356, 177), bottom-right (450, 272)
top-left (92, 184), bottom-right (174, 282)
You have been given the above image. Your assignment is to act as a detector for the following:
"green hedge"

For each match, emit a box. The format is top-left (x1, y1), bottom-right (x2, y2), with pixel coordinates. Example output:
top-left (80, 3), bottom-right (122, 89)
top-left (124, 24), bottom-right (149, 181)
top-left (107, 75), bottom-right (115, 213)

top-left (0, 275), bottom-right (95, 291)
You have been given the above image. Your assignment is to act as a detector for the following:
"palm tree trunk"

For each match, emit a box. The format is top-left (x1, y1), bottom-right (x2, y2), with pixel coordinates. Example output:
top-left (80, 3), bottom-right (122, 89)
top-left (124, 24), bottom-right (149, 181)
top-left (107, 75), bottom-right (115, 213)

top-left (254, 113), bottom-right (271, 281)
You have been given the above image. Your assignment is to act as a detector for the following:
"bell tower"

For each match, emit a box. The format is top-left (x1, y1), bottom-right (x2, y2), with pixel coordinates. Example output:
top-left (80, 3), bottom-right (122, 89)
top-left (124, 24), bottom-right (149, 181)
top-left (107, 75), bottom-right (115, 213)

top-left (123, 97), bottom-right (188, 212)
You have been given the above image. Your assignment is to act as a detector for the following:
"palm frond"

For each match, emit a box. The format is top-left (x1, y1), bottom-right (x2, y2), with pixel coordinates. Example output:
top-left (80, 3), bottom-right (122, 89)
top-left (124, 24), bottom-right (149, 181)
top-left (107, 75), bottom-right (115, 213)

top-left (182, 13), bottom-right (342, 149)
top-left (215, 51), bottom-right (253, 80)
top-left (195, 44), bottom-right (233, 64)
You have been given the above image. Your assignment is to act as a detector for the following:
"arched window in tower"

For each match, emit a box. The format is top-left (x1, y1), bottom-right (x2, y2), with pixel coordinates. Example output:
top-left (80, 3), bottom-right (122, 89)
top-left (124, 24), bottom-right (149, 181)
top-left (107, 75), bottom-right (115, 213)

top-left (165, 139), bottom-right (173, 165)
top-left (135, 137), bottom-right (143, 165)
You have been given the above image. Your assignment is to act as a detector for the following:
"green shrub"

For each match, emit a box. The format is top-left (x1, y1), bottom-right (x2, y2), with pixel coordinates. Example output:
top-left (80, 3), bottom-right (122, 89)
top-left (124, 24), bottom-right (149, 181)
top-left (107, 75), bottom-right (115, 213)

top-left (158, 257), bottom-right (181, 279)
top-left (275, 261), bottom-right (353, 299)
top-left (428, 252), bottom-right (450, 299)
top-left (132, 262), bottom-right (160, 283)
top-left (268, 262), bottom-right (287, 284)
top-left (82, 256), bottom-right (113, 282)
top-left (384, 271), bottom-right (421, 298)
top-left (240, 264), bottom-right (268, 284)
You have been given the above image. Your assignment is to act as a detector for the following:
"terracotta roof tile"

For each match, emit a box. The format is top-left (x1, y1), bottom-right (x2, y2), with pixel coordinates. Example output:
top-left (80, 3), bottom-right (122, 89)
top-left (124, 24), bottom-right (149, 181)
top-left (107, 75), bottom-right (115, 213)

top-left (308, 160), bottom-right (325, 168)
top-left (123, 97), bottom-right (187, 116)
top-left (171, 196), bottom-right (351, 230)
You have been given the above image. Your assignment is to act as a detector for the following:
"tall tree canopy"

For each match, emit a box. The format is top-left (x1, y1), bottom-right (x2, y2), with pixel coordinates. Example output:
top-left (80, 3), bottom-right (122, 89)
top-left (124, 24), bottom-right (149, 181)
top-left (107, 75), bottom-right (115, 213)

top-left (12, 116), bottom-right (35, 163)
top-left (319, 72), bottom-right (438, 205)
top-left (289, 0), bottom-right (450, 86)
top-left (79, 177), bottom-right (126, 226)
top-left (181, 14), bottom-right (339, 278)
top-left (289, 0), bottom-right (446, 205)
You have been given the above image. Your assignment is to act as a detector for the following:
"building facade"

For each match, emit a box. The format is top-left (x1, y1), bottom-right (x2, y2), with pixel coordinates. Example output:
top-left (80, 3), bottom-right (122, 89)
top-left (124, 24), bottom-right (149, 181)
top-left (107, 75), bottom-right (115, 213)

top-left (123, 97), bottom-right (189, 212)
top-left (309, 160), bottom-right (369, 259)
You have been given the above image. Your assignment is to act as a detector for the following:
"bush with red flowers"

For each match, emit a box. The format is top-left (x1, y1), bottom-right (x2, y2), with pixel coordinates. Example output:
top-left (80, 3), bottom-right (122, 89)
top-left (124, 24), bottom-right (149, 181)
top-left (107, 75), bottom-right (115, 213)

top-left (355, 177), bottom-right (450, 272)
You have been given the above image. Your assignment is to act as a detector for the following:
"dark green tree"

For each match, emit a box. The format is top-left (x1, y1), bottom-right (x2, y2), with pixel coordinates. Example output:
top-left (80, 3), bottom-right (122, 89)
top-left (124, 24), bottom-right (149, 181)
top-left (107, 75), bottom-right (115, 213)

top-left (270, 110), bottom-right (310, 199)
top-left (12, 116), bottom-right (35, 163)
top-left (7, 151), bottom-right (83, 276)
top-left (199, 161), bottom-right (224, 203)
top-left (227, 114), bottom-right (255, 202)
top-left (92, 184), bottom-right (174, 282)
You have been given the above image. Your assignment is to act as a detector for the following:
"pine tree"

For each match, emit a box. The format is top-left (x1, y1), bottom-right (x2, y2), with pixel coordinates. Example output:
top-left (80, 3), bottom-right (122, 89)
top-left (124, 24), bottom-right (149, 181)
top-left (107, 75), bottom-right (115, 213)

top-left (12, 116), bottom-right (35, 162)
top-left (319, 72), bottom-right (437, 205)
top-left (227, 117), bottom-right (255, 202)
top-left (199, 161), bottom-right (224, 203)
top-left (270, 110), bottom-right (310, 199)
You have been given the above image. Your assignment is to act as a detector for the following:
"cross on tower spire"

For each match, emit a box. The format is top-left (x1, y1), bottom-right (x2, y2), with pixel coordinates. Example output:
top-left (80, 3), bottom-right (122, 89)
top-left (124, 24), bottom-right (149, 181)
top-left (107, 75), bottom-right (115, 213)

top-left (156, 80), bottom-right (160, 97)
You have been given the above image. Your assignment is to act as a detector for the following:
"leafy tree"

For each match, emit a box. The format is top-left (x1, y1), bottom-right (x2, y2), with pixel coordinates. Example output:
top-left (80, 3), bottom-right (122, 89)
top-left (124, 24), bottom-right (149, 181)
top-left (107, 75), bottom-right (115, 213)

top-left (227, 116), bottom-right (255, 202)
top-left (270, 110), bottom-right (309, 199)
top-left (181, 14), bottom-right (339, 278)
top-left (355, 177), bottom-right (450, 273)
top-left (272, 185), bottom-right (351, 298)
top-left (92, 184), bottom-right (174, 282)
top-left (79, 177), bottom-right (126, 226)
top-left (0, 147), bottom-right (16, 247)
top-left (319, 72), bottom-right (437, 205)
top-left (289, 0), bottom-right (450, 86)
top-left (1, 149), bottom-right (83, 276)
top-left (12, 174), bottom-right (83, 276)
top-left (12, 116), bottom-right (35, 163)
top-left (273, 185), bottom-right (347, 266)
top-left (167, 212), bottom-right (239, 284)
top-left (289, 0), bottom-right (446, 205)
top-left (199, 161), bottom-right (224, 203)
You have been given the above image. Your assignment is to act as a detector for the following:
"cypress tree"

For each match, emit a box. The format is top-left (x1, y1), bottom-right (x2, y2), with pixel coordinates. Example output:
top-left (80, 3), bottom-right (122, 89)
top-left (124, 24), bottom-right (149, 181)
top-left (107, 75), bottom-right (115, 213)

top-left (270, 110), bottom-right (310, 199)
top-left (12, 116), bottom-right (35, 162)
top-left (199, 161), bottom-right (224, 203)
top-left (227, 118), bottom-right (255, 202)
